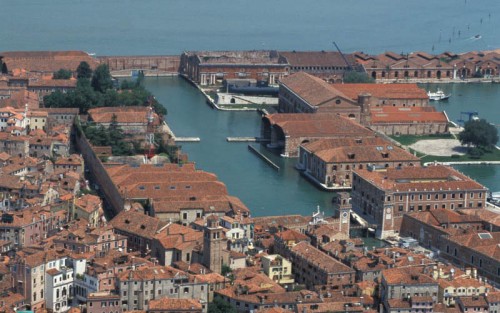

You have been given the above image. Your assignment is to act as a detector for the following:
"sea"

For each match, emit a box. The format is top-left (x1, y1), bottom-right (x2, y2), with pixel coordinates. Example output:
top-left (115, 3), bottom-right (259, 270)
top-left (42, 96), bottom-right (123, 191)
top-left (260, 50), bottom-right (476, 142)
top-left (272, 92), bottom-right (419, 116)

top-left (2, 0), bottom-right (500, 218)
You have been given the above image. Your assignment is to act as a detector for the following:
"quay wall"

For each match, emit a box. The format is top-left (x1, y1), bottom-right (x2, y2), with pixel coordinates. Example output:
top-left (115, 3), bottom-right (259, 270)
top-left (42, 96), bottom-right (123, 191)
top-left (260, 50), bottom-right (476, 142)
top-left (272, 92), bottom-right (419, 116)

top-left (97, 55), bottom-right (181, 74)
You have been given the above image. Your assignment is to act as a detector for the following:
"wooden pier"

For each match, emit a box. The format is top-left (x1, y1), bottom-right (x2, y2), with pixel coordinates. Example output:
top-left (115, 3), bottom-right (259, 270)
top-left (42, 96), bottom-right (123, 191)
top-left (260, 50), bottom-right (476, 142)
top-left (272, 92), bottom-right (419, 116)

top-left (248, 145), bottom-right (279, 171)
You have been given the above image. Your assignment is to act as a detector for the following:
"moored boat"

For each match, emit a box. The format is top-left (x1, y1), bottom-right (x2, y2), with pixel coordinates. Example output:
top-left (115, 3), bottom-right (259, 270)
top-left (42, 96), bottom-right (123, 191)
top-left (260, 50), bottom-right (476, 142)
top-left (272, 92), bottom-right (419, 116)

top-left (427, 89), bottom-right (451, 101)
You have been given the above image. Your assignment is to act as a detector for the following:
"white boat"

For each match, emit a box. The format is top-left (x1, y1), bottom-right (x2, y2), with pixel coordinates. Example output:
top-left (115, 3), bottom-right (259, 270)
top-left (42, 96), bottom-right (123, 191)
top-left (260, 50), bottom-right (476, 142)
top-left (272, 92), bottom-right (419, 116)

top-left (427, 89), bottom-right (451, 101)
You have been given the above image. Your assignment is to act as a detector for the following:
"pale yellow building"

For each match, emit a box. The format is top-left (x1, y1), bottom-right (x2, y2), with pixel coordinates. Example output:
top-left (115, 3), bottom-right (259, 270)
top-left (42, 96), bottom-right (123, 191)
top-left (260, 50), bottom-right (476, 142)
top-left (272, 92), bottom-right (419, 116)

top-left (28, 110), bottom-right (48, 131)
top-left (261, 254), bottom-right (294, 285)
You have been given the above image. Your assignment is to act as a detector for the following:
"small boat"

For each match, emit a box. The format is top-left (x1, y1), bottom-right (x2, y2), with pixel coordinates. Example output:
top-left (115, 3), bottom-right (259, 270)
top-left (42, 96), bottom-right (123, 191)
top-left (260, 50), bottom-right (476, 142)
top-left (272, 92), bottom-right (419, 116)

top-left (474, 34), bottom-right (482, 39)
top-left (427, 89), bottom-right (451, 101)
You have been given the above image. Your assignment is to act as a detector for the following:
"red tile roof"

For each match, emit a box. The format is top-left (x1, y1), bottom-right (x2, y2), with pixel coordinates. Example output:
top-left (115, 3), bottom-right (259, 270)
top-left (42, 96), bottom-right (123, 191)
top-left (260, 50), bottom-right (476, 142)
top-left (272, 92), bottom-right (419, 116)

top-left (265, 113), bottom-right (373, 138)
top-left (354, 165), bottom-right (486, 192)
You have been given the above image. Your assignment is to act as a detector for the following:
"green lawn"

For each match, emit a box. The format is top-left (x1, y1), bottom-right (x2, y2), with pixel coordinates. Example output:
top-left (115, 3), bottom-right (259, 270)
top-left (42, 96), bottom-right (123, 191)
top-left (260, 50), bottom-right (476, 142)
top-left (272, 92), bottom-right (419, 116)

top-left (420, 148), bottom-right (500, 163)
top-left (390, 134), bottom-right (454, 146)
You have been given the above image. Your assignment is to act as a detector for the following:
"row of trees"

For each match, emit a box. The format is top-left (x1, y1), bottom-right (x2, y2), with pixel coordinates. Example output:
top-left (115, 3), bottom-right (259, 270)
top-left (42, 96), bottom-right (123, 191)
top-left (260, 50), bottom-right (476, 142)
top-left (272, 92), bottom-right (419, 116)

top-left (44, 62), bottom-right (167, 116)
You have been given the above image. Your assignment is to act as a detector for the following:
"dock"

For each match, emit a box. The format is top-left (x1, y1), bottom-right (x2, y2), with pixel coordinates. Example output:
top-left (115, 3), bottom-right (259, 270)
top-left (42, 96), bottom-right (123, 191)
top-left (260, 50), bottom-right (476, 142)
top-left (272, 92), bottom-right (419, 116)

top-left (175, 137), bottom-right (201, 142)
top-left (248, 145), bottom-right (280, 171)
top-left (227, 137), bottom-right (270, 142)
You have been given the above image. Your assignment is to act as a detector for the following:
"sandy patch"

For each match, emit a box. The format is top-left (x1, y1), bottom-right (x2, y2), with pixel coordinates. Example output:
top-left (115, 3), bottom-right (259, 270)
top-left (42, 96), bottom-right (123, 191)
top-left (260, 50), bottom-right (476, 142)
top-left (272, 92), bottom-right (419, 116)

top-left (409, 139), bottom-right (467, 156)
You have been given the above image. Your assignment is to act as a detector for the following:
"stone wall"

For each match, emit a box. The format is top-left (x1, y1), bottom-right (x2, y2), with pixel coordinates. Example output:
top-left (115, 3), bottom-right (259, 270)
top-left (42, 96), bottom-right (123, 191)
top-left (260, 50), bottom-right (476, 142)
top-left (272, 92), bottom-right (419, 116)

top-left (74, 118), bottom-right (124, 216)
top-left (98, 55), bottom-right (181, 73)
top-left (370, 122), bottom-right (448, 136)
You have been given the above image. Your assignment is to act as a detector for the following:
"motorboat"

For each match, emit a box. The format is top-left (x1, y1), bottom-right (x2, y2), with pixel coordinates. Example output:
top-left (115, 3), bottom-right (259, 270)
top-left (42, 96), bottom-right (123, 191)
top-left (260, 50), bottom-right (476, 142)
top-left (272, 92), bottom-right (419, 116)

top-left (427, 89), bottom-right (451, 101)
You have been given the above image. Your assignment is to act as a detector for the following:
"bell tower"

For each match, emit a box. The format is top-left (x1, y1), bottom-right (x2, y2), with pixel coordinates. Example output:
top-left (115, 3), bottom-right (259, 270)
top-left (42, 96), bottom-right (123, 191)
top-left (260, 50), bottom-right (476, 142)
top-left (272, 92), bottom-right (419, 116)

top-left (333, 192), bottom-right (351, 235)
top-left (203, 214), bottom-right (223, 273)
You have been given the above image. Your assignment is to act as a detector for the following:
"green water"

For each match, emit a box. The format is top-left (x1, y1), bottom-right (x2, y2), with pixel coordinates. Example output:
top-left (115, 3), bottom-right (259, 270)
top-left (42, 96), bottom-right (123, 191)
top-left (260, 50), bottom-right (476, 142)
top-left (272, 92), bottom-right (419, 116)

top-left (144, 78), bottom-right (500, 217)
top-left (145, 77), bottom-right (334, 217)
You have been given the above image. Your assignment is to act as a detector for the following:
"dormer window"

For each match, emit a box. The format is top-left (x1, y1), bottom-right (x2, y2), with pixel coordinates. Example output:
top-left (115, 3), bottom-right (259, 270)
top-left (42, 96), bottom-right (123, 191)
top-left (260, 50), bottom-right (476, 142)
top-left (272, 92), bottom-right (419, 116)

top-left (347, 153), bottom-right (355, 160)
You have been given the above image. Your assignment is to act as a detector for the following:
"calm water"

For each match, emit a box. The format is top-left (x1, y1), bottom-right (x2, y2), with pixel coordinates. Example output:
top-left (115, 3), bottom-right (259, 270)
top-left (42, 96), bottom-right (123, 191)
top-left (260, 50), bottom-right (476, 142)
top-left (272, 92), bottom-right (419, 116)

top-left (144, 77), bottom-right (500, 216)
top-left (1, 0), bottom-right (500, 55)
top-left (3, 1), bottom-right (500, 216)
top-left (144, 77), bottom-right (334, 217)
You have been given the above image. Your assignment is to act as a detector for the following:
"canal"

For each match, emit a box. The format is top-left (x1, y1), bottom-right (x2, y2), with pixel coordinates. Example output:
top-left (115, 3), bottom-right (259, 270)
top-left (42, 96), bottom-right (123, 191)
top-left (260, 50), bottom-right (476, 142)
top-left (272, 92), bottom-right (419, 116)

top-left (144, 77), bottom-right (500, 218)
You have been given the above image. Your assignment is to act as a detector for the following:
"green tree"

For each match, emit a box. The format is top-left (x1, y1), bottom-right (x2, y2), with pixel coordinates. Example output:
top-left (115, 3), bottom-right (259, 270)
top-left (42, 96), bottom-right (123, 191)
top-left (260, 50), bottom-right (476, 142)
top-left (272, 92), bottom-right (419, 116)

top-left (208, 296), bottom-right (237, 313)
top-left (343, 71), bottom-right (375, 83)
top-left (91, 64), bottom-right (113, 93)
top-left (76, 61), bottom-right (93, 79)
top-left (459, 119), bottom-right (499, 149)
top-left (53, 69), bottom-right (72, 79)
top-left (1, 60), bottom-right (7, 74)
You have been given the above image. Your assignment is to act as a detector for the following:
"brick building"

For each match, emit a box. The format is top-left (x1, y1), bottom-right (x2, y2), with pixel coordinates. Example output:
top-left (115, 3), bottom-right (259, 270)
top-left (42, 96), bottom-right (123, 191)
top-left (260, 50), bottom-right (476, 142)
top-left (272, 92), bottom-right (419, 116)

top-left (86, 292), bottom-right (122, 313)
top-left (400, 208), bottom-right (485, 249)
top-left (354, 51), bottom-right (455, 81)
top-left (278, 72), bottom-right (362, 120)
top-left (380, 267), bottom-right (438, 312)
top-left (261, 113), bottom-right (374, 157)
top-left (0, 51), bottom-right (99, 75)
top-left (351, 165), bottom-right (488, 238)
top-left (439, 231), bottom-right (500, 284)
top-left (297, 137), bottom-right (419, 189)
top-left (276, 241), bottom-right (355, 290)
top-left (116, 266), bottom-right (208, 312)
top-left (278, 50), bottom-right (359, 82)
top-left (180, 50), bottom-right (288, 86)
top-left (110, 210), bottom-right (168, 255)
top-left (87, 106), bottom-right (162, 134)
top-left (277, 72), bottom-right (448, 136)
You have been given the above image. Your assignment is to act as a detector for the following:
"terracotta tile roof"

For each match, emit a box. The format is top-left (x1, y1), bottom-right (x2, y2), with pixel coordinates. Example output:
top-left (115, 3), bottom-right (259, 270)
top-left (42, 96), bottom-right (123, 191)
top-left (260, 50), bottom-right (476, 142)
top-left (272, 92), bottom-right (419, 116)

top-left (193, 272), bottom-right (225, 284)
top-left (302, 137), bottom-right (387, 153)
top-left (1, 50), bottom-right (99, 73)
top-left (314, 143), bottom-right (419, 163)
top-left (290, 241), bottom-right (354, 274)
top-left (382, 266), bottom-right (436, 285)
top-left (387, 299), bottom-right (411, 309)
top-left (21, 247), bottom-right (72, 267)
top-left (447, 231), bottom-right (500, 259)
top-left (265, 113), bottom-right (373, 137)
top-left (370, 106), bottom-right (448, 124)
top-left (275, 229), bottom-right (309, 242)
top-left (334, 83), bottom-right (428, 100)
top-left (459, 208), bottom-right (500, 227)
top-left (74, 194), bottom-right (101, 214)
top-left (486, 291), bottom-right (500, 303)
top-left (280, 72), bottom-right (349, 106)
top-left (28, 78), bottom-right (77, 88)
top-left (88, 106), bottom-right (161, 125)
top-left (55, 154), bottom-right (83, 166)
top-left (110, 210), bottom-right (168, 240)
top-left (152, 194), bottom-right (246, 215)
top-left (46, 268), bottom-right (61, 276)
top-left (117, 265), bottom-right (187, 281)
top-left (354, 165), bottom-right (487, 192)
top-left (458, 296), bottom-right (488, 307)
top-left (149, 298), bottom-right (202, 311)
top-left (0, 89), bottom-right (39, 109)
top-left (279, 51), bottom-right (355, 67)
top-left (153, 223), bottom-right (202, 250)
